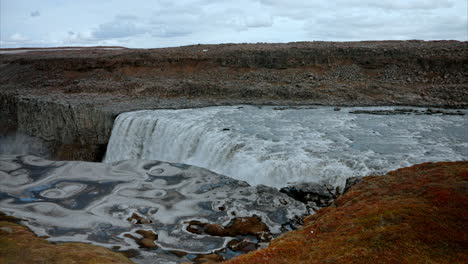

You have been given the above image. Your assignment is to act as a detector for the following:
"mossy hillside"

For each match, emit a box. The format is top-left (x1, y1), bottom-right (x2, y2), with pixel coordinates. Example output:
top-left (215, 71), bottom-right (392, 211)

top-left (225, 161), bottom-right (468, 264)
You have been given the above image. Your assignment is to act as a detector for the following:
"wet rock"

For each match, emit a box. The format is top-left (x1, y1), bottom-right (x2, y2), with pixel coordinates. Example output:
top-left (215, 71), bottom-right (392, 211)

top-left (124, 229), bottom-right (158, 249)
top-left (194, 253), bottom-right (225, 264)
top-left (227, 239), bottom-right (258, 253)
top-left (138, 238), bottom-right (157, 249)
top-left (228, 216), bottom-right (271, 241)
top-left (280, 182), bottom-right (336, 207)
top-left (117, 249), bottom-right (140, 258)
top-left (127, 213), bottom-right (152, 224)
top-left (350, 108), bottom-right (465, 116)
top-left (343, 177), bottom-right (362, 194)
top-left (186, 215), bottom-right (271, 241)
top-left (170, 250), bottom-right (188, 257)
top-left (281, 215), bottom-right (305, 231)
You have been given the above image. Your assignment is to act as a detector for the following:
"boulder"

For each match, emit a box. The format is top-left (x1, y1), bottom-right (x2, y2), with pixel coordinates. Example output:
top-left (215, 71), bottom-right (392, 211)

top-left (280, 182), bottom-right (336, 208)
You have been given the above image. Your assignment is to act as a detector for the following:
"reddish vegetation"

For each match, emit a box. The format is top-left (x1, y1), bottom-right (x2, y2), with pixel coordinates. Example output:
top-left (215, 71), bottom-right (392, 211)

top-left (0, 213), bottom-right (133, 264)
top-left (224, 162), bottom-right (468, 264)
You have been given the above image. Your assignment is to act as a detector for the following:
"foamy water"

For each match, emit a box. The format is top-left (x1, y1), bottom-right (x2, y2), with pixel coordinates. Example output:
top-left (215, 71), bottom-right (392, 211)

top-left (105, 106), bottom-right (468, 188)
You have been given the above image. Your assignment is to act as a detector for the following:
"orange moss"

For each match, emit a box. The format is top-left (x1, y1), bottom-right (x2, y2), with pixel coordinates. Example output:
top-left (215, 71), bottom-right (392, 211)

top-left (0, 214), bottom-right (133, 264)
top-left (224, 162), bottom-right (468, 264)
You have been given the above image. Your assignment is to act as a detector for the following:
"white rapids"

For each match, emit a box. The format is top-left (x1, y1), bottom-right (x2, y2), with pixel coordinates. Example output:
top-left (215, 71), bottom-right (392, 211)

top-left (104, 106), bottom-right (468, 189)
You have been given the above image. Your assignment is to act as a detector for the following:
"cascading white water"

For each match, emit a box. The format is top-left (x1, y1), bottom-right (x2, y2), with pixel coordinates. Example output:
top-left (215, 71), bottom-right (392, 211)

top-left (104, 106), bottom-right (468, 188)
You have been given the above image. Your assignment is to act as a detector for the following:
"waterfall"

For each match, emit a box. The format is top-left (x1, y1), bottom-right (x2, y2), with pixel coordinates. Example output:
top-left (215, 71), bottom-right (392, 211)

top-left (104, 106), bottom-right (468, 188)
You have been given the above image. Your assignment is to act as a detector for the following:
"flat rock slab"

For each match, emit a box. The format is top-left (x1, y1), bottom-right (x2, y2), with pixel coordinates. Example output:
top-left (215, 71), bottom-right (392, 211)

top-left (0, 155), bottom-right (306, 263)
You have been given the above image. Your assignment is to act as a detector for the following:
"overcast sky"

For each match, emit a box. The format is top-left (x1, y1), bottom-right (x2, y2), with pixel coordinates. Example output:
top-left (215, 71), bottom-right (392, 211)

top-left (1, 0), bottom-right (467, 48)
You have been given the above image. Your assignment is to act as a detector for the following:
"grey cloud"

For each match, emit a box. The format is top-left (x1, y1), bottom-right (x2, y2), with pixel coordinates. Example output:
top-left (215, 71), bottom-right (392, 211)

top-left (30, 11), bottom-right (40, 17)
top-left (260, 0), bottom-right (454, 10)
top-left (340, 0), bottom-right (455, 10)
top-left (115, 15), bottom-right (139, 20)
top-left (92, 18), bottom-right (148, 40)
top-left (306, 8), bottom-right (466, 41)
top-left (153, 28), bottom-right (192, 38)
top-left (241, 14), bottom-right (274, 28)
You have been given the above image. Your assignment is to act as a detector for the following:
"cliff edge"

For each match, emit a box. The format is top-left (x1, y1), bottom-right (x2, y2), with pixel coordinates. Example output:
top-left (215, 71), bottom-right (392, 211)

top-left (1, 41), bottom-right (467, 160)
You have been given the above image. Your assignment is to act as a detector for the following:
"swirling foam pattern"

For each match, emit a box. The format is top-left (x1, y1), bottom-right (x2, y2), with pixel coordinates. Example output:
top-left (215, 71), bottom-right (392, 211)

top-left (0, 155), bottom-right (306, 263)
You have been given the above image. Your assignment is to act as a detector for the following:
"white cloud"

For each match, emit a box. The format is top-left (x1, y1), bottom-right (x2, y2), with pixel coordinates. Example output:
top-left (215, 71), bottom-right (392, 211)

top-left (9, 33), bottom-right (29, 42)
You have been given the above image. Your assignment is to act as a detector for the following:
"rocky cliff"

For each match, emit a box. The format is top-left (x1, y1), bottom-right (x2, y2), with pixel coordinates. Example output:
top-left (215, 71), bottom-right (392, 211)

top-left (0, 41), bottom-right (467, 160)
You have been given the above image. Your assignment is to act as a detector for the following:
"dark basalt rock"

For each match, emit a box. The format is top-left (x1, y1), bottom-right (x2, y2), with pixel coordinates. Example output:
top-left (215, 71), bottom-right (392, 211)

top-left (343, 176), bottom-right (362, 194)
top-left (350, 108), bottom-right (465, 116)
top-left (280, 182), bottom-right (336, 208)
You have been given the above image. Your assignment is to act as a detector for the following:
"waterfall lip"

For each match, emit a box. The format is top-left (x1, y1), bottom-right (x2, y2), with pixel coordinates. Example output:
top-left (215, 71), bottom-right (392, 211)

top-left (104, 105), bottom-right (468, 189)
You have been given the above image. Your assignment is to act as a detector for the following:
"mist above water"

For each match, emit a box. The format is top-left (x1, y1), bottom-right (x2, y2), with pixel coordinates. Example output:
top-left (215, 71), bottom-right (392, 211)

top-left (0, 133), bottom-right (50, 158)
top-left (104, 106), bottom-right (468, 188)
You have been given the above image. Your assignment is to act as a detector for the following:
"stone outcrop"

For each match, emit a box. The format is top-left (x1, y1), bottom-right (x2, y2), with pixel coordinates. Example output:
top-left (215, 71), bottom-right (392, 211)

top-left (0, 41), bottom-right (467, 161)
top-left (280, 182), bottom-right (337, 210)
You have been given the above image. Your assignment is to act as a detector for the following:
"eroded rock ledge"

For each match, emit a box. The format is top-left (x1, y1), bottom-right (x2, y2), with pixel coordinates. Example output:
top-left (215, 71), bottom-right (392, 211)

top-left (0, 41), bottom-right (467, 161)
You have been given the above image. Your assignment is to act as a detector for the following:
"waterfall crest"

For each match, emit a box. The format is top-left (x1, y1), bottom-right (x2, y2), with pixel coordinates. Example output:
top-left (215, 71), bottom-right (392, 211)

top-left (104, 106), bottom-right (468, 188)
